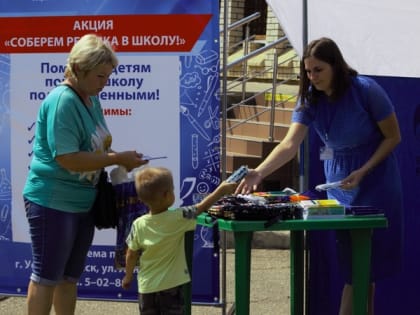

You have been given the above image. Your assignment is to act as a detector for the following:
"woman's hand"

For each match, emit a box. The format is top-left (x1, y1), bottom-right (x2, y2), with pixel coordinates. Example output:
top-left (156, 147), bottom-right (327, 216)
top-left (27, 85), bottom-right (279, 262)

top-left (117, 151), bottom-right (149, 171)
top-left (234, 169), bottom-right (263, 195)
top-left (340, 168), bottom-right (367, 190)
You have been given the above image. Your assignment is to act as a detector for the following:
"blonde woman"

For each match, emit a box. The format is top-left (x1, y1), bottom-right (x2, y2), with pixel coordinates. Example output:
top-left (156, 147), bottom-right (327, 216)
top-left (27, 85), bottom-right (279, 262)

top-left (23, 34), bottom-right (148, 315)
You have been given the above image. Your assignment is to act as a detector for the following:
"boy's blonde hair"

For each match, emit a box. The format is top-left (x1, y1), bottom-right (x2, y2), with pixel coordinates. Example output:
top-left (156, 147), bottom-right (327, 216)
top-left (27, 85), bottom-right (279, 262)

top-left (64, 33), bottom-right (118, 79)
top-left (134, 167), bottom-right (173, 205)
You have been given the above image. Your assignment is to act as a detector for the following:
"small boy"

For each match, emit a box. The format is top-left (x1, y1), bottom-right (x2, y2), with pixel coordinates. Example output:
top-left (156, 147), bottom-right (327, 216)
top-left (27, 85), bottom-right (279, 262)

top-left (122, 166), bottom-right (238, 314)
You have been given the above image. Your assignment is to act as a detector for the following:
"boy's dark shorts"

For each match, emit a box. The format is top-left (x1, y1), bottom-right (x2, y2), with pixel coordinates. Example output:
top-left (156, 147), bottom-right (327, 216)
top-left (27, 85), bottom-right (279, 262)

top-left (139, 285), bottom-right (185, 315)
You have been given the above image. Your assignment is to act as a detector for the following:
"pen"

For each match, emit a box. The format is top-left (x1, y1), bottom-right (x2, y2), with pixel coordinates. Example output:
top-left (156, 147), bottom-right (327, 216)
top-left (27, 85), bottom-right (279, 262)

top-left (143, 156), bottom-right (167, 161)
top-left (197, 73), bottom-right (217, 117)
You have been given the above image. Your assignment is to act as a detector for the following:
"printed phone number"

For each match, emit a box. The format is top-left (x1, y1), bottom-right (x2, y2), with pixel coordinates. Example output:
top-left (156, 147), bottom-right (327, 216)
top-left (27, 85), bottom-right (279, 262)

top-left (79, 277), bottom-right (123, 288)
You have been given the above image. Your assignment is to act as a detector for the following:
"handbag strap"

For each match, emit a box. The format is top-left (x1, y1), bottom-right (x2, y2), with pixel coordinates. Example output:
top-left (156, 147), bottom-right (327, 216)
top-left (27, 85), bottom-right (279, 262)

top-left (62, 83), bottom-right (104, 174)
top-left (62, 83), bottom-right (95, 120)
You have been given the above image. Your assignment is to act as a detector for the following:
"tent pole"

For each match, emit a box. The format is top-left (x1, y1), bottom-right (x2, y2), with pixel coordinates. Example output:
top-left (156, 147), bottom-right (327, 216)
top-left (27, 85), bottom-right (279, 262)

top-left (301, 2), bottom-right (310, 315)
top-left (220, 0), bottom-right (229, 314)
top-left (299, 0), bottom-right (309, 193)
top-left (302, 0), bottom-right (308, 47)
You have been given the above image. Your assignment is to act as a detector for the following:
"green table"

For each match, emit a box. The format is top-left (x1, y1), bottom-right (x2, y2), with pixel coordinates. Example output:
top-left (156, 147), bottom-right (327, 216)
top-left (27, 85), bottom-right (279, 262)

top-left (197, 213), bottom-right (387, 315)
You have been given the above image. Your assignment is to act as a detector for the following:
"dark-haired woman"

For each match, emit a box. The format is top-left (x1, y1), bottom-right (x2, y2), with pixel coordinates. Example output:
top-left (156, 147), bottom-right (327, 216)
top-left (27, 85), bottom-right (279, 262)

top-left (235, 37), bottom-right (403, 315)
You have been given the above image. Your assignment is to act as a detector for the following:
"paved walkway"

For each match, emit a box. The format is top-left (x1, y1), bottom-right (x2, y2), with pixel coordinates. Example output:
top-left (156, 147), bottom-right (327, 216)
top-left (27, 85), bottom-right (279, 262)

top-left (0, 248), bottom-right (291, 315)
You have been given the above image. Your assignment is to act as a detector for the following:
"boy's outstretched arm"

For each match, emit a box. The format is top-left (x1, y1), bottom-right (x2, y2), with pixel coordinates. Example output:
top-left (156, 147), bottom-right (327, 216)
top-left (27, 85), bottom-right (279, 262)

top-left (122, 248), bottom-right (141, 290)
top-left (195, 181), bottom-right (238, 215)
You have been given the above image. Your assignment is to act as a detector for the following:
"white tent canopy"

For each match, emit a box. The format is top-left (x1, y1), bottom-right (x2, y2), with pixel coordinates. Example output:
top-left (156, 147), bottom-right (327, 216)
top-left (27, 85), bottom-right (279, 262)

top-left (266, 0), bottom-right (420, 78)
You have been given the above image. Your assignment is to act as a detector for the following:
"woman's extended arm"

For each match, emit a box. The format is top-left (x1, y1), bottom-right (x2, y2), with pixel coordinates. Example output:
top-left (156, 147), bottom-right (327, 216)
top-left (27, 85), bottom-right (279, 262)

top-left (236, 122), bottom-right (308, 194)
top-left (56, 150), bottom-right (148, 172)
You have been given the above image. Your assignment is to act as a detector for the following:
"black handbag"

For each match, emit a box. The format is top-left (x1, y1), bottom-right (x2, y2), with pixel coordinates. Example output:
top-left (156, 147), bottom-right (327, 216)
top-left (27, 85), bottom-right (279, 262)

top-left (91, 169), bottom-right (119, 229)
top-left (63, 84), bottom-right (119, 229)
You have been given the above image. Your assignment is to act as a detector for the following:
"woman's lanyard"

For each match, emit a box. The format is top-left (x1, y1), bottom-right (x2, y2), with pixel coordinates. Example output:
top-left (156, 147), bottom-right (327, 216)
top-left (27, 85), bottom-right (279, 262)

top-left (320, 103), bottom-right (338, 160)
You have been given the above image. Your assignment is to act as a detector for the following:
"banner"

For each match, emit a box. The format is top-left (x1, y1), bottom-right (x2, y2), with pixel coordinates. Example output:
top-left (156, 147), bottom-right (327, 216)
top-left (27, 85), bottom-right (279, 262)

top-left (0, 0), bottom-right (221, 304)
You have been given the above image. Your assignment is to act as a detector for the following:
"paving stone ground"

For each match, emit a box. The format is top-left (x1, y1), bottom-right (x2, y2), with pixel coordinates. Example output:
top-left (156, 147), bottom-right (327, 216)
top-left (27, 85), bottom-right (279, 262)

top-left (0, 248), bottom-right (291, 315)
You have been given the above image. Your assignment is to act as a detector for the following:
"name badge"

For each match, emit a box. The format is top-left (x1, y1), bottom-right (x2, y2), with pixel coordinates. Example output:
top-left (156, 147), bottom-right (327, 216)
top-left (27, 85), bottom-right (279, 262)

top-left (320, 146), bottom-right (334, 160)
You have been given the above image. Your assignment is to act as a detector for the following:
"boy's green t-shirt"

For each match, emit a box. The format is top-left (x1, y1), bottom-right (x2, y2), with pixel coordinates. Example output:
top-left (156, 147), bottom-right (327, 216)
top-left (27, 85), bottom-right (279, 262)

top-left (126, 208), bottom-right (197, 293)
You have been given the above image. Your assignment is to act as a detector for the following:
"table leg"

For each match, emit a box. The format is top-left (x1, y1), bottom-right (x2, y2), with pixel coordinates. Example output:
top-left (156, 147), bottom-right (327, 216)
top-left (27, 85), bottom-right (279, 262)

top-left (290, 230), bottom-right (304, 315)
top-left (183, 231), bottom-right (194, 315)
top-left (351, 229), bottom-right (372, 315)
top-left (233, 231), bottom-right (253, 315)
